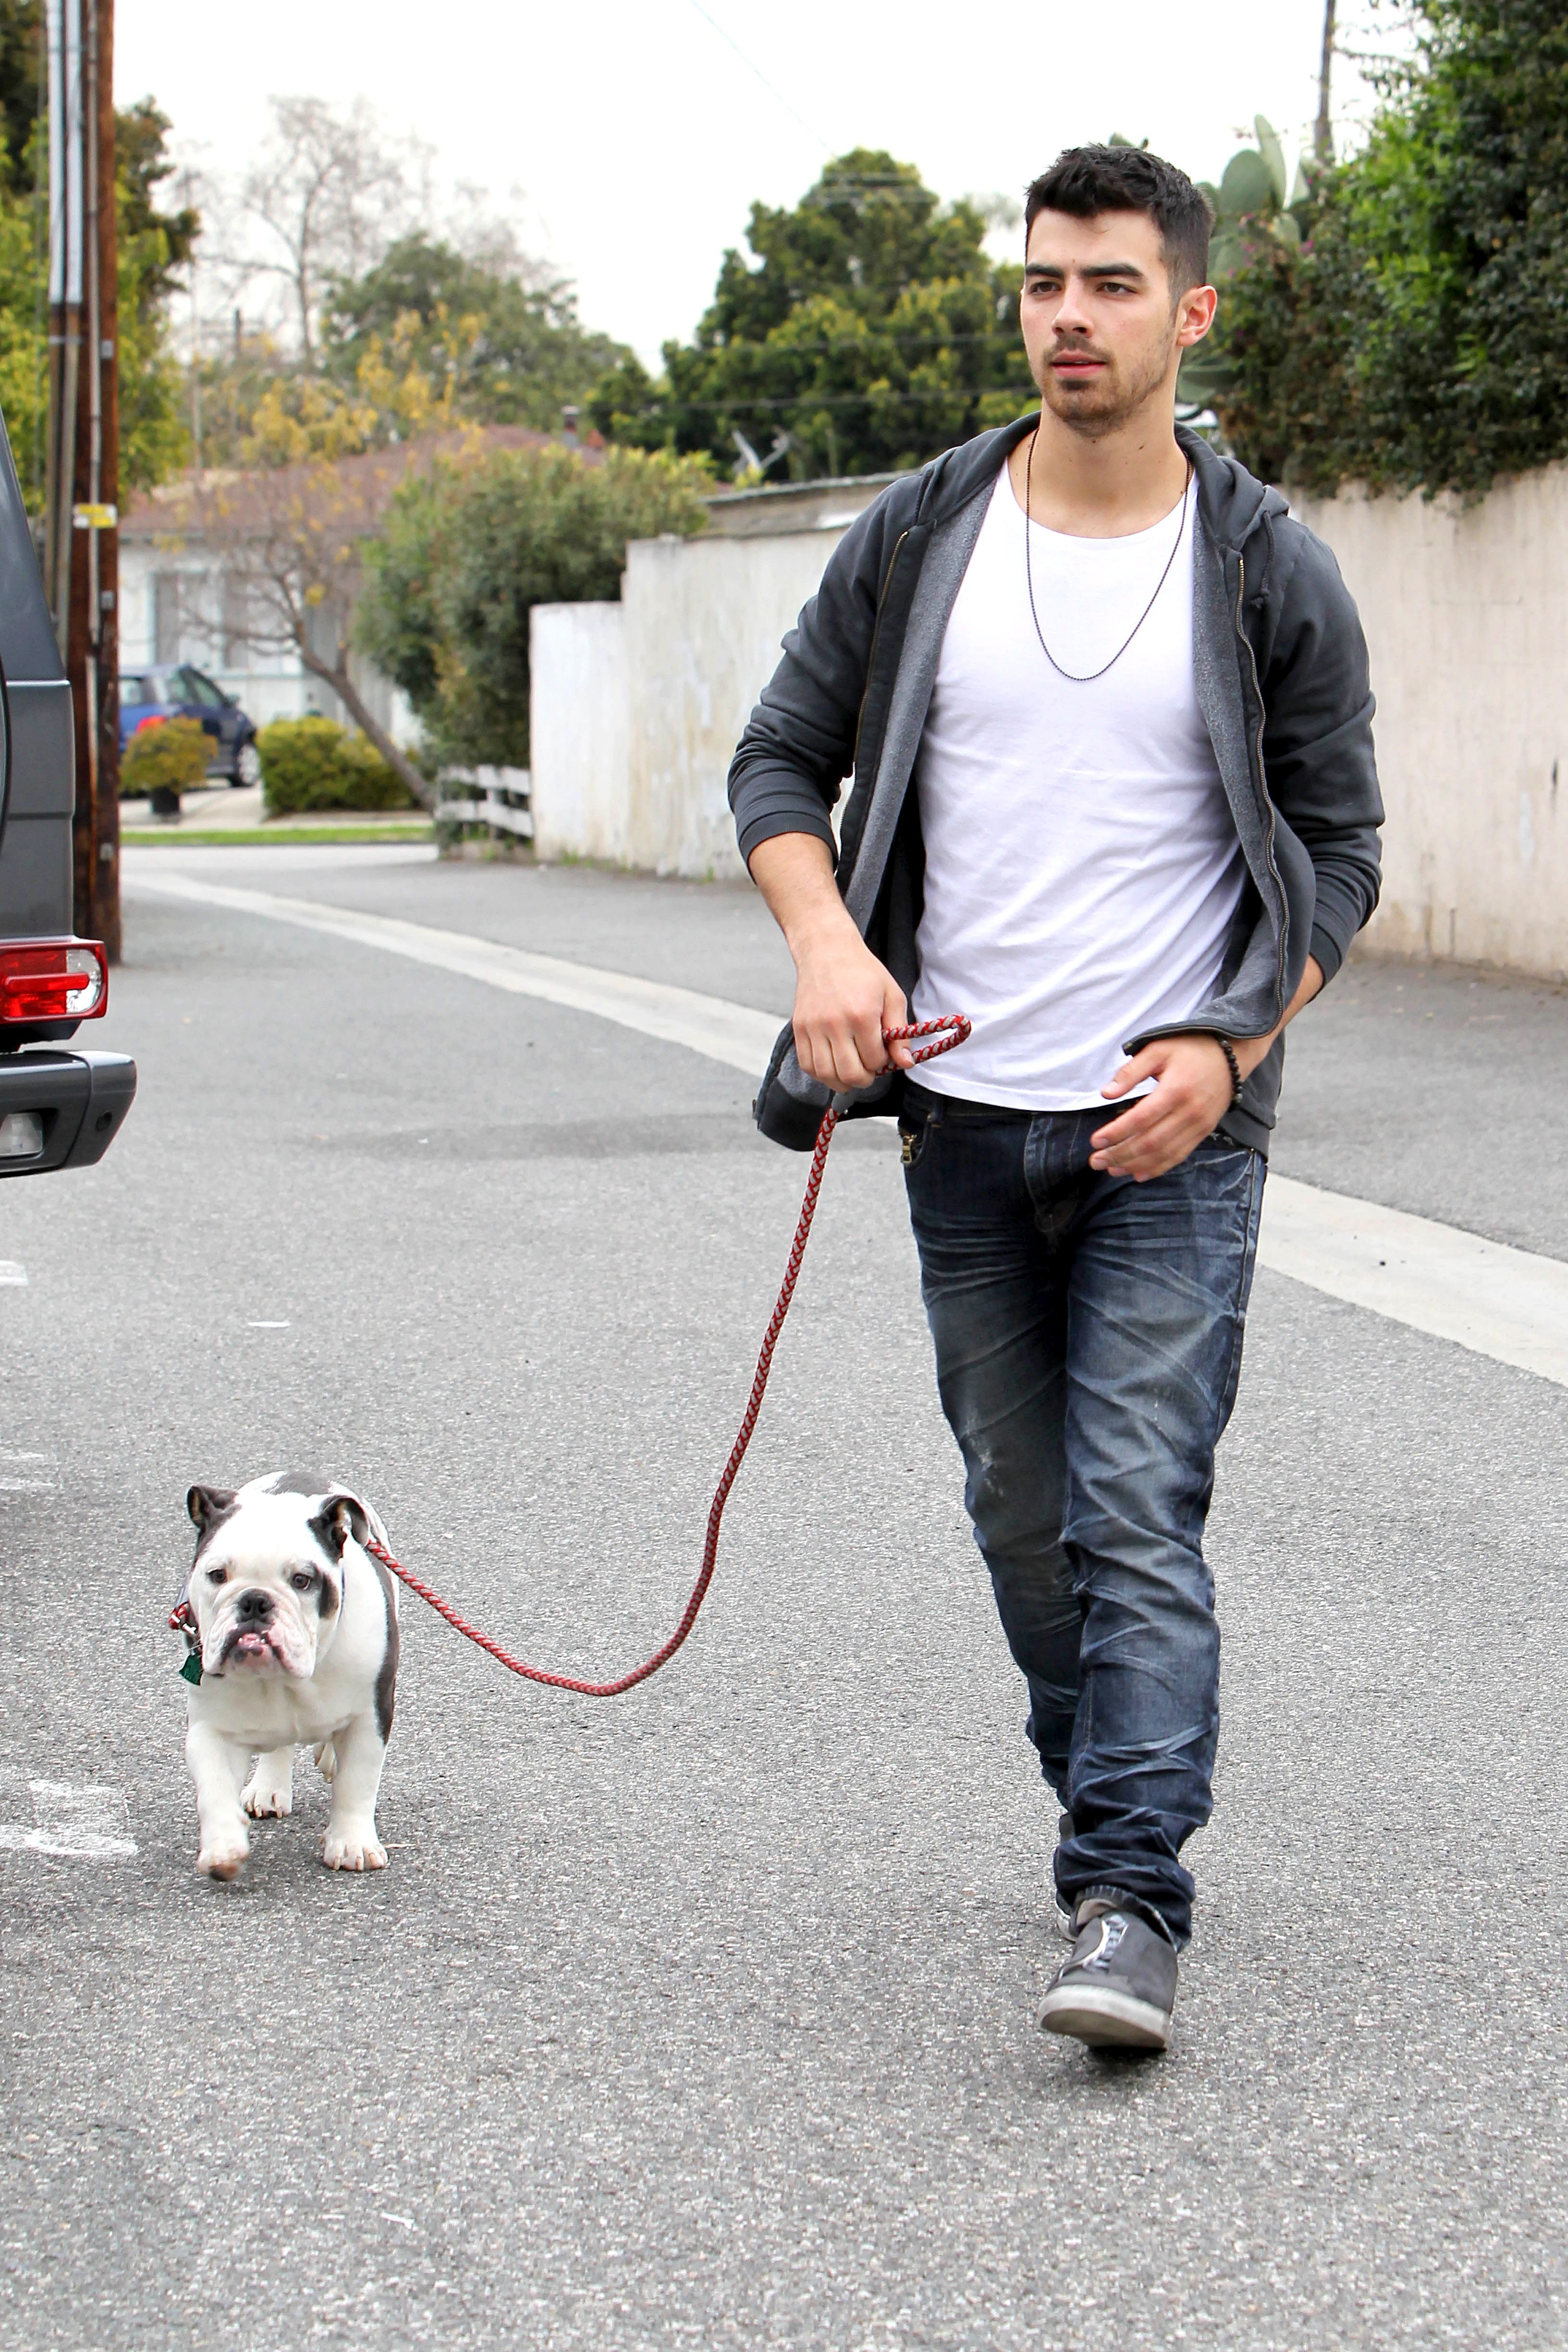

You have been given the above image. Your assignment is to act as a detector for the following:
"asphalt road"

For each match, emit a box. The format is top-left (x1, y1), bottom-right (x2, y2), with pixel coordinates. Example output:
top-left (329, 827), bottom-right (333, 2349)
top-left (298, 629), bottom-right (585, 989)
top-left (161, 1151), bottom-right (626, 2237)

top-left (1, 846), bottom-right (1565, 2351)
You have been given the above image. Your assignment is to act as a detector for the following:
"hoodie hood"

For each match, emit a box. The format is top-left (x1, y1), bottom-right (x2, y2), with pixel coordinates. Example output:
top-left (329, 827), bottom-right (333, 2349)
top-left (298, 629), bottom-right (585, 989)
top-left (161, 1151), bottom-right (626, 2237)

top-left (917, 410), bottom-right (1284, 560)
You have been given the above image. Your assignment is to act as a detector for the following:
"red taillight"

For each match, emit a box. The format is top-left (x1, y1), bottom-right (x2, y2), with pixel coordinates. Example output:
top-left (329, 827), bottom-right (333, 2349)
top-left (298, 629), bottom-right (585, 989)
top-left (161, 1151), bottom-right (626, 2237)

top-left (0, 940), bottom-right (109, 1023)
top-left (133, 713), bottom-right (166, 735)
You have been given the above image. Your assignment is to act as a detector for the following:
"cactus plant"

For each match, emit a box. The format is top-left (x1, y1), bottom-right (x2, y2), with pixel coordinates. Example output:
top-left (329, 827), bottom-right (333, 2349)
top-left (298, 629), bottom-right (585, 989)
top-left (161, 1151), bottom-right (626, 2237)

top-left (1179, 116), bottom-right (1313, 414)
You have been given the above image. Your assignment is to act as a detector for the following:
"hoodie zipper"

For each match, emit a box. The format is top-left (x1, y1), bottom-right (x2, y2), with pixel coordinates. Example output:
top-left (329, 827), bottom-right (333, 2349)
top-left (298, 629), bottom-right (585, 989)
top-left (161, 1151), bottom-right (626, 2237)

top-left (1235, 551), bottom-right (1291, 1021)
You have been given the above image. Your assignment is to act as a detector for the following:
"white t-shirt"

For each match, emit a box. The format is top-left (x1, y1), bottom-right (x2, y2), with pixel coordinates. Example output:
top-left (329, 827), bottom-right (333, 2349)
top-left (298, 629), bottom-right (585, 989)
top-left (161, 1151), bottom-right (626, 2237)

top-left (909, 466), bottom-right (1245, 1110)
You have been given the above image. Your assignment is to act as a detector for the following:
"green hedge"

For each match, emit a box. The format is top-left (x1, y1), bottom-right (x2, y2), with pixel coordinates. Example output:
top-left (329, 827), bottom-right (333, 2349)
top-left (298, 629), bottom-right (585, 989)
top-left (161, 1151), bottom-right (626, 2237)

top-left (257, 717), bottom-right (417, 816)
top-left (1214, 0), bottom-right (1568, 500)
top-left (121, 716), bottom-right (210, 795)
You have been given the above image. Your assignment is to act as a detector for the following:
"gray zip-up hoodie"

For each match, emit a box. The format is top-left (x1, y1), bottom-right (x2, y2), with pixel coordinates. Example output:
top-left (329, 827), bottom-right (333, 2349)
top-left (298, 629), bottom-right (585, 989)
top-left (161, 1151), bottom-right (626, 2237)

top-left (729, 416), bottom-right (1383, 1155)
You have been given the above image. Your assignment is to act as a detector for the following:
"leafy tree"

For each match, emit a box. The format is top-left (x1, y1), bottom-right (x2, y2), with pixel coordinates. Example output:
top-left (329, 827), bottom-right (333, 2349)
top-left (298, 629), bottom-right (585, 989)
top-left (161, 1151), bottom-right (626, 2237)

top-left (590, 149), bottom-right (1036, 479)
top-left (319, 232), bottom-right (631, 431)
top-left (0, 34), bottom-right (195, 502)
top-left (115, 99), bottom-right (200, 497)
top-left (1214, 0), bottom-right (1568, 496)
top-left (357, 443), bottom-right (712, 766)
top-left (0, 0), bottom-right (39, 187)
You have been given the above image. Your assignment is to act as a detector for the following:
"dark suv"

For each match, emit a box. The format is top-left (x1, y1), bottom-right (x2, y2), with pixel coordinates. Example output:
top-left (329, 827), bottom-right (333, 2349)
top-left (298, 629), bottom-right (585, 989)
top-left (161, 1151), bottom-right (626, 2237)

top-left (119, 664), bottom-right (260, 787)
top-left (0, 426), bottom-right (135, 1178)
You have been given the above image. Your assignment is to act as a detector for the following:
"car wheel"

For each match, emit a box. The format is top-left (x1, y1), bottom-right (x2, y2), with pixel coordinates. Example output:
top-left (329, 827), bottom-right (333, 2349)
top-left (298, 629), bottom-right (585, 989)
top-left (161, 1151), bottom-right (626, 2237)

top-left (233, 741), bottom-right (262, 788)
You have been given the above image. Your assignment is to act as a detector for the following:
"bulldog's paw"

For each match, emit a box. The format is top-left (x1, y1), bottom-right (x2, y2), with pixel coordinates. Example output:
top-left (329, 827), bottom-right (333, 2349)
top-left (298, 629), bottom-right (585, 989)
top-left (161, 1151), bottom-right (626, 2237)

top-left (242, 1778), bottom-right (292, 1820)
top-left (321, 1825), bottom-right (387, 1873)
top-left (196, 1834), bottom-right (249, 1880)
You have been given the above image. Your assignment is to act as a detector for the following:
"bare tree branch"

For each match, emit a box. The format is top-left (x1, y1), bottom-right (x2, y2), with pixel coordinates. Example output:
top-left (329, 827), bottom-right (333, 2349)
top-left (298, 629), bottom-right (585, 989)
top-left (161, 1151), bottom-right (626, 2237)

top-left (168, 435), bottom-right (449, 810)
top-left (231, 97), bottom-right (436, 360)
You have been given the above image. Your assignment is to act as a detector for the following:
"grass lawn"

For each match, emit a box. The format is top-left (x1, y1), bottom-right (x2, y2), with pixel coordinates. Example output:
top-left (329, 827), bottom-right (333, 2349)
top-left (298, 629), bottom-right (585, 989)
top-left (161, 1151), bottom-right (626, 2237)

top-left (121, 824), bottom-right (435, 848)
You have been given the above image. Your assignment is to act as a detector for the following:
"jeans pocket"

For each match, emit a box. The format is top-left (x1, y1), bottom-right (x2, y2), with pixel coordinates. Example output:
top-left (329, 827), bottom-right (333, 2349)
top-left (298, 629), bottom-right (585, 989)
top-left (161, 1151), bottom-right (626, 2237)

top-left (899, 1107), bottom-right (938, 1170)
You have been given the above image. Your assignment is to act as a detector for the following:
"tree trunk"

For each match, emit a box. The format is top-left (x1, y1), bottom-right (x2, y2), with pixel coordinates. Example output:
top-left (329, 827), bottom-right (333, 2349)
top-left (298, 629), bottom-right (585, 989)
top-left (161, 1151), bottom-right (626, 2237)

top-left (1315, 0), bottom-right (1337, 165)
top-left (295, 641), bottom-right (435, 810)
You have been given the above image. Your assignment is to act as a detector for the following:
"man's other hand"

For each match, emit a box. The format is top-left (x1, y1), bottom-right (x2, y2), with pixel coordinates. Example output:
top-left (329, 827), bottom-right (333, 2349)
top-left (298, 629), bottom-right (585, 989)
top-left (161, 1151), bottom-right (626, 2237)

top-left (1091, 958), bottom-right (1323, 1181)
top-left (748, 833), bottom-right (915, 1093)
top-left (1090, 1036), bottom-right (1235, 1180)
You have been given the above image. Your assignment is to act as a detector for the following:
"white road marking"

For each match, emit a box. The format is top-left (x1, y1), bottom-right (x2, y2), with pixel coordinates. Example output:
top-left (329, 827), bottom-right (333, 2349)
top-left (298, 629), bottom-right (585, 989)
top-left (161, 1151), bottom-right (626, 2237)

top-left (247, 1320), bottom-right (290, 1329)
top-left (1258, 1180), bottom-right (1568, 1389)
top-left (0, 1780), bottom-right (136, 1859)
top-left (0, 1449), bottom-right (57, 1493)
top-left (126, 869), bottom-right (781, 1074)
top-left (126, 868), bottom-right (1568, 1389)
top-left (0, 1262), bottom-right (27, 1286)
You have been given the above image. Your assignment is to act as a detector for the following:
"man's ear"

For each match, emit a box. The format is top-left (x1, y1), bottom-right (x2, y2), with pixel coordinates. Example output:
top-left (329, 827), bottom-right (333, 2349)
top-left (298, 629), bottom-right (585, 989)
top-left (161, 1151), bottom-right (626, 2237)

top-left (308, 1493), bottom-right (370, 1560)
top-left (1176, 281), bottom-right (1218, 349)
top-left (187, 1485), bottom-right (238, 1536)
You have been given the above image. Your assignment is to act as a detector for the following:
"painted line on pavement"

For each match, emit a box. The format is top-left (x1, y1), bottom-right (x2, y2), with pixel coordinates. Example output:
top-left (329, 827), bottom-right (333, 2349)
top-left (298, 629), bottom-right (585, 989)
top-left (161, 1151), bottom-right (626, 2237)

top-left (0, 1780), bottom-right (136, 1860)
top-left (127, 869), bottom-right (780, 1074)
top-left (1259, 1177), bottom-right (1568, 1389)
top-left (127, 868), bottom-right (1568, 1389)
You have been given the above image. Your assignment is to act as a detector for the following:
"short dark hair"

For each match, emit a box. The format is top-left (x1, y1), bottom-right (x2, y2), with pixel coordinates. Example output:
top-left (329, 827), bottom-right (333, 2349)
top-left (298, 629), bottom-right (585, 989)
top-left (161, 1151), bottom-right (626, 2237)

top-left (1024, 146), bottom-right (1212, 297)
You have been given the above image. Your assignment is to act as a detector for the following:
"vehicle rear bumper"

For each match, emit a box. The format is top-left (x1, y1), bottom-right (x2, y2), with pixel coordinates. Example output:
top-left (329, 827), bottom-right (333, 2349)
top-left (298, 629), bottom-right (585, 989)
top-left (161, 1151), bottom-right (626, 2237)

top-left (0, 1048), bottom-right (136, 1177)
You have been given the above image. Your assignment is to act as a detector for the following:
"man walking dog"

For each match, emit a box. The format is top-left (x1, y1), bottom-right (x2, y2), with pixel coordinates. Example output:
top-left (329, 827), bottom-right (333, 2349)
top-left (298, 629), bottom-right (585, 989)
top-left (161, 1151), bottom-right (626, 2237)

top-left (731, 145), bottom-right (1382, 2052)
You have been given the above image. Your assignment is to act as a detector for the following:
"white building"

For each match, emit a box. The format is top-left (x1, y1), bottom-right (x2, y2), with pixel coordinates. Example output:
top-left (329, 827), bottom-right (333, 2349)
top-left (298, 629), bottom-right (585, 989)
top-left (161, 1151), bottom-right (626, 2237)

top-left (118, 424), bottom-right (574, 742)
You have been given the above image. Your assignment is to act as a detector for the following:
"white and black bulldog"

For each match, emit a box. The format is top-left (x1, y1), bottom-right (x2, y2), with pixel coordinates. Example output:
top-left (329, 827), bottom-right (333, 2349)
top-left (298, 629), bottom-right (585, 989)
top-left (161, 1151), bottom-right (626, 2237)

top-left (174, 1471), bottom-right (399, 1879)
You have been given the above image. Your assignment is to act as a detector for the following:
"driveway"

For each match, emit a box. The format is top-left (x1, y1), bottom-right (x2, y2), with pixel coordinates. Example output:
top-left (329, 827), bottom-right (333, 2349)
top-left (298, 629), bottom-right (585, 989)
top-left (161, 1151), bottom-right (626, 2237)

top-left (0, 846), bottom-right (1562, 2350)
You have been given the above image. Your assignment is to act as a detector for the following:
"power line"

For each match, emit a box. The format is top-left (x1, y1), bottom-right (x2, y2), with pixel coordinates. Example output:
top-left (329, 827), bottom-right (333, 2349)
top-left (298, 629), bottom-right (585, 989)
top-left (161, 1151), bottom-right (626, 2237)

top-left (604, 384), bottom-right (1037, 419)
top-left (691, 324), bottom-right (1022, 357)
top-left (683, 0), bottom-right (833, 155)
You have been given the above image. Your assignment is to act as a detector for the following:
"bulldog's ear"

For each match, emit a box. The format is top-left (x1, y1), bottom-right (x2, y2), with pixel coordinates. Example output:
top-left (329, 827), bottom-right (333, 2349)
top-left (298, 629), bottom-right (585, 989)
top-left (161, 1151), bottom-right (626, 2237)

top-left (308, 1493), bottom-right (370, 1559)
top-left (187, 1485), bottom-right (238, 1536)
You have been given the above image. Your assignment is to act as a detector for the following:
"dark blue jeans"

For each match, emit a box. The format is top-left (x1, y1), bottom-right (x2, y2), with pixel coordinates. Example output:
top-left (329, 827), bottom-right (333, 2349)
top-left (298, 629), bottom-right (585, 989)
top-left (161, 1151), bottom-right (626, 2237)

top-left (900, 1082), bottom-right (1266, 1948)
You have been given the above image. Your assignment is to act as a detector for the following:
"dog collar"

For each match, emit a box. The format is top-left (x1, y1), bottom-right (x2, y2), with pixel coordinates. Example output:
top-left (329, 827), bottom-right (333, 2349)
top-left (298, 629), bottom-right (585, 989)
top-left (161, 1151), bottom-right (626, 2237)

top-left (170, 1596), bottom-right (201, 1682)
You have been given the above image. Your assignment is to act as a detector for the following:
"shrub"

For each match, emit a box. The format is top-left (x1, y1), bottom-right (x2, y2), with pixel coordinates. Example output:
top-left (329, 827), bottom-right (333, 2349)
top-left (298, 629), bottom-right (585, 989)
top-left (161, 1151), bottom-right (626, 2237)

top-left (257, 716), bottom-right (417, 816)
top-left (121, 715), bottom-right (210, 796)
top-left (1215, 0), bottom-right (1568, 499)
top-left (356, 442), bottom-right (713, 768)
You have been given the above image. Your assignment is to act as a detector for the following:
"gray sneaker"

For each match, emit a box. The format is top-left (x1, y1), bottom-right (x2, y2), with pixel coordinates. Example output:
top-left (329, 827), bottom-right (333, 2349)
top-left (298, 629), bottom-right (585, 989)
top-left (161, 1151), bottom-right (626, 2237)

top-left (1053, 1813), bottom-right (1077, 1942)
top-left (1040, 1904), bottom-right (1178, 2052)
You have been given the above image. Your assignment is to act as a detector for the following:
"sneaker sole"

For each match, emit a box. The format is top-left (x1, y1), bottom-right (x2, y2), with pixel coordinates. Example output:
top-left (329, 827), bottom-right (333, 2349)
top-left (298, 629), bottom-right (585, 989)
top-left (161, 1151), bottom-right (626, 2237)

top-left (1039, 1984), bottom-right (1172, 2051)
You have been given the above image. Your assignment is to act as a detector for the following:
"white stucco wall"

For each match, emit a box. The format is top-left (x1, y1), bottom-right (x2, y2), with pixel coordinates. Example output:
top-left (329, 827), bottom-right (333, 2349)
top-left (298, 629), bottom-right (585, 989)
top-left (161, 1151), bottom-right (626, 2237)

top-left (1293, 467), bottom-right (1568, 979)
top-left (530, 526), bottom-right (849, 880)
top-left (529, 601), bottom-right (632, 863)
top-left (533, 468), bottom-right (1568, 974)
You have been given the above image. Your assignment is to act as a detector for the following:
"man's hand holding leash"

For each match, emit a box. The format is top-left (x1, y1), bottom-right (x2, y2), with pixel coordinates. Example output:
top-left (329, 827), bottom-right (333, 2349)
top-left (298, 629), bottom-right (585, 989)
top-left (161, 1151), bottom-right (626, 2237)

top-left (753, 832), bottom-right (918, 1093)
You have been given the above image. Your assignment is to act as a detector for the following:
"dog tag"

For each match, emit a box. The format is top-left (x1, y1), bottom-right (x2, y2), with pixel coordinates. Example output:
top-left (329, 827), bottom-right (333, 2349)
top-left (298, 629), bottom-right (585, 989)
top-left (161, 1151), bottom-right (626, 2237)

top-left (179, 1653), bottom-right (202, 1686)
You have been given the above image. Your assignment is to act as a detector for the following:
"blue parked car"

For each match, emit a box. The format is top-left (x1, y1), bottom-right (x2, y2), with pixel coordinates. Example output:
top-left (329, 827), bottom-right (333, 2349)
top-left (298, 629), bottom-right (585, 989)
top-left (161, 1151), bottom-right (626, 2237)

top-left (118, 664), bottom-right (261, 787)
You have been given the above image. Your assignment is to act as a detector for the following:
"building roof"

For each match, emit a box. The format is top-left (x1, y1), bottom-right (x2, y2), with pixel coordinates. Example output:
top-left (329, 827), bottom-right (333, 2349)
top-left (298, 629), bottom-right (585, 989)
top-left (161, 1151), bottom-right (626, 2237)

top-left (701, 471), bottom-right (902, 540)
top-left (121, 423), bottom-right (605, 543)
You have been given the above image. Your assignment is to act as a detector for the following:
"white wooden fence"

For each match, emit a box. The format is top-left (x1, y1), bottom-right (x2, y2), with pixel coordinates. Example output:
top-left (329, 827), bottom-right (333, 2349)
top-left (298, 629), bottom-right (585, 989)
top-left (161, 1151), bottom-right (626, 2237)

top-left (435, 766), bottom-right (533, 843)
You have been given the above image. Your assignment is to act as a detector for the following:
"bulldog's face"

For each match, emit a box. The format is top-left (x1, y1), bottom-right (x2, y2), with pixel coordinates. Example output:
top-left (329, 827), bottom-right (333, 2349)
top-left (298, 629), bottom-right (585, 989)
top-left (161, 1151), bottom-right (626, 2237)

top-left (185, 1485), bottom-right (365, 1681)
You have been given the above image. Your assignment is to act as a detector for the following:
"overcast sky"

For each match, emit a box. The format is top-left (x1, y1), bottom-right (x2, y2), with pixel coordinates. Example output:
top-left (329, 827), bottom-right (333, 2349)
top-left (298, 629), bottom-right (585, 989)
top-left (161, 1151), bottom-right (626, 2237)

top-left (116, 0), bottom-right (1389, 368)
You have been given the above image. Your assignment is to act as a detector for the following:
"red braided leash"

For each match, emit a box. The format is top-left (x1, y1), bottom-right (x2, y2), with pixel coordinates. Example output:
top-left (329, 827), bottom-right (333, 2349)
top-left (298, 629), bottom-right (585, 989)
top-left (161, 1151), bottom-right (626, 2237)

top-left (360, 1015), bottom-right (970, 1698)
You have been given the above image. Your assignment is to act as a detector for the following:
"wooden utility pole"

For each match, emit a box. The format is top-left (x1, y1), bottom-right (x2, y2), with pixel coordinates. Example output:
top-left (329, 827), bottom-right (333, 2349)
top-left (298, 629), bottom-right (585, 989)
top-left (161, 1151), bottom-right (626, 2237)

top-left (44, 0), bottom-right (119, 956)
top-left (1315, 0), bottom-right (1337, 167)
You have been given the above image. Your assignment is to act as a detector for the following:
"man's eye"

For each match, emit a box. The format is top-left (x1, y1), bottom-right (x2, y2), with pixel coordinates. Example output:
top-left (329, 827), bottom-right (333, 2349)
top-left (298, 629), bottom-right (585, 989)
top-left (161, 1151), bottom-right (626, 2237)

top-left (206, 1567), bottom-right (226, 1583)
top-left (290, 1571), bottom-right (314, 1592)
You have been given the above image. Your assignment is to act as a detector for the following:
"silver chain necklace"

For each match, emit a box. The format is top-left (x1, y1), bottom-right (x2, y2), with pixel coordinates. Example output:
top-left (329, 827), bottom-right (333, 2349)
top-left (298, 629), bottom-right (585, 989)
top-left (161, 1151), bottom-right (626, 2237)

top-left (1022, 428), bottom-right (1194, 686)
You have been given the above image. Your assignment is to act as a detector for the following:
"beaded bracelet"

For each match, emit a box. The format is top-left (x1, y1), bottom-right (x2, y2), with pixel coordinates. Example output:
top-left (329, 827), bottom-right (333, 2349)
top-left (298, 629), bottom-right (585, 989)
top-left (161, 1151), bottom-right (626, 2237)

top-left (1217, 1037), bottom-right (1243, 1107)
